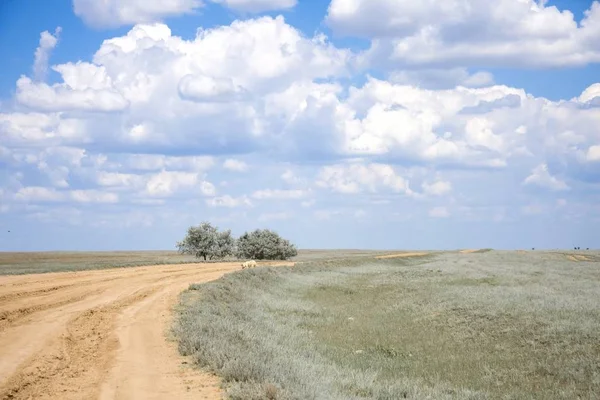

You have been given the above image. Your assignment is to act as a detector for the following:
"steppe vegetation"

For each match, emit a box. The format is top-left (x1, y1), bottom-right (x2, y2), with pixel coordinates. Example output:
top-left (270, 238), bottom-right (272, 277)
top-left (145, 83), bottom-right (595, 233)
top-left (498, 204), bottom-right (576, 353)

top-left (175, 250), bottom-right (600, 400)
top-left (0, 250), bottom-right (198, 275)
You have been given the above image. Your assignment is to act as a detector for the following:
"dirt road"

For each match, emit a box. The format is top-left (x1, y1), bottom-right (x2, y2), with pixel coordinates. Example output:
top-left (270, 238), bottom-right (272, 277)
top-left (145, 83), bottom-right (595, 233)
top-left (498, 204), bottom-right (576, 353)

top-left (0, 262), bottom-right (266, 399)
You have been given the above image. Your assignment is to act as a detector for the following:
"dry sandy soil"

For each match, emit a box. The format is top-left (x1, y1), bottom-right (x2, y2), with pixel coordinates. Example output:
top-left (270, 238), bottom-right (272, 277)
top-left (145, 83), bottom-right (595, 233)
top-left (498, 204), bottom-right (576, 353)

top-left (0, 261), bottom-right (288, 400)
top-left (374, 252), bottom-right (428, 259)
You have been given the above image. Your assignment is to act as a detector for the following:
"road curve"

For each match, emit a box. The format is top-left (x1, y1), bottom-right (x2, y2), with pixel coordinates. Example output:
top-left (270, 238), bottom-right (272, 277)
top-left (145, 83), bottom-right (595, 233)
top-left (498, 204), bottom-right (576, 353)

top-left (0, 262), bottom-right (279, 399)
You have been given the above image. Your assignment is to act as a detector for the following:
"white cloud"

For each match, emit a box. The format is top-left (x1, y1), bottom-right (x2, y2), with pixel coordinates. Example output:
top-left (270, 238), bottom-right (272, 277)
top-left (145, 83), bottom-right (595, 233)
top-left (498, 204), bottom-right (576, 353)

top-left (2, 6), bottom-right (600, 249)
top-left (209, 0), bottom-right (297, 13)
top-left (586, 145), bottom-right (600, 162)
top-left (281, 169), bottom-right (306, 185)
top-left (200, 181), bottom-right (217, 196)
top-left (70, 190), bottom-right (119, 203)
top-left (327, 0), bottom-right (600, 68)
top-left (429, 206), bottom-right (450, 218)
top-left (14, 187), bottom-right (64, 202)
top-left (126, 155), bottom-right (214, 172)
top-left (145, 171), bottom-right (202, 197)
top-left (97, 172), bottom-right (145, 188)
top-left (317, 163), bottom-right (412, 194)
top-left (223, 159), bottom-right (249, 172)
top-left (523, 164), bottom-right (570, 191)
top-left (579, 83), bottom-right (600, 104)
top-left (251, 188), bottom-right (308, 199)
top-left (206, 195), bottom-right (252, 207)
top-left (422, 180), bottom-right (452, 196)
top-left (16, 76), bottom-right (129, 112)
top-left (72, 0), bottom-right (201, 28)
top-left (33, 27), bottom-right (61, 81)
top-left (179, 75), bottom-right (249, 102)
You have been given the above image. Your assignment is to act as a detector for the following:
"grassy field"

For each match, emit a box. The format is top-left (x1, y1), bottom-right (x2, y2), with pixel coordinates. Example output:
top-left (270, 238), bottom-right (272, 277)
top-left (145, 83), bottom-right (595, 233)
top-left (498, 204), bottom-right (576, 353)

top-left (0, 249), bottom-right (400, 275)
top-left (174, 250), bottom-right (600, 399)
top-left (0, 251), bottom-right (201, 275)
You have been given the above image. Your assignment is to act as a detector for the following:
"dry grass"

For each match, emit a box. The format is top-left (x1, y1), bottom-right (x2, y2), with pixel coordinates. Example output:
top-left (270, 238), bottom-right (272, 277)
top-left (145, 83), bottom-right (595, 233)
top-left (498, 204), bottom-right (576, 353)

top-left (175, 250), bottom-right (600, 399)
top-left (0, 251), bottom-right (201, 275)
top-left (0, 249), bottom-right (402, 275)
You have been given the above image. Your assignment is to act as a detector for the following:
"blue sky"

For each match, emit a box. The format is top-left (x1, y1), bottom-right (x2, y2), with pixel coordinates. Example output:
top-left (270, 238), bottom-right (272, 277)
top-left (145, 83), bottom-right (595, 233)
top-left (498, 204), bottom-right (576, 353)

top-left (1, 0), bottom-right (599, 251)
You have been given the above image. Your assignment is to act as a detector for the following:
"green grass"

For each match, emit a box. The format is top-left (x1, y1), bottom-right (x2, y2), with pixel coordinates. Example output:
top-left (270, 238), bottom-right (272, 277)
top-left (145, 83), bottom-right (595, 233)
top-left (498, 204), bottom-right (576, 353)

top-left (174, 250), bottom-right (600, 399)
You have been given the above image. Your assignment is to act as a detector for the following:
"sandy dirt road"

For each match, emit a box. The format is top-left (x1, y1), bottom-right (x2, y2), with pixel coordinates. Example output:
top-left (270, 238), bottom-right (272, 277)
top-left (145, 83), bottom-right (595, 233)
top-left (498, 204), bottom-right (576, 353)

top-left (0, 262), bottom-right (277, 400)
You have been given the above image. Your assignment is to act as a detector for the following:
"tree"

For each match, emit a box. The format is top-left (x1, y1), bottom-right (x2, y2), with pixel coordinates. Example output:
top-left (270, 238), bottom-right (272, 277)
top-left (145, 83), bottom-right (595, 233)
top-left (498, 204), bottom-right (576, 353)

top-left (236, 228), bottom-right (297, 260)
top-left (176, 222), bottom-right (235, 261)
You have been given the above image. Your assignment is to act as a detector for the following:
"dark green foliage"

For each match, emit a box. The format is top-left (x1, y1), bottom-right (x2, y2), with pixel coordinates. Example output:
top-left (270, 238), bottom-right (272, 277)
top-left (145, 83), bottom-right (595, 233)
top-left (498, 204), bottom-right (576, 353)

top-left (176, 221), bottom-right (235, 261)
top-left (235, 229), bottom-right (298, 260)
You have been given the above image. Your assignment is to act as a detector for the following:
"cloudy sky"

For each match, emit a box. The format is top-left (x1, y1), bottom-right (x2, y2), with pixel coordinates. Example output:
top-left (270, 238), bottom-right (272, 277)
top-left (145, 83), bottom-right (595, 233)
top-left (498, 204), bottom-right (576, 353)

top-left (1, 0), bottom-right (599, 251)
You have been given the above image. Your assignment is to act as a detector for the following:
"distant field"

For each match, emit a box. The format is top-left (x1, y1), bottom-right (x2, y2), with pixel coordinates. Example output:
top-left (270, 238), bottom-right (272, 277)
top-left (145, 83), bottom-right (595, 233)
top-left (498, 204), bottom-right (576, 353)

top-left (175, 250), bottom-right (600, 399)
top-left (0, 251), bottom-right (201, 275)
top-left (0, 249), bottom-right (403, 275)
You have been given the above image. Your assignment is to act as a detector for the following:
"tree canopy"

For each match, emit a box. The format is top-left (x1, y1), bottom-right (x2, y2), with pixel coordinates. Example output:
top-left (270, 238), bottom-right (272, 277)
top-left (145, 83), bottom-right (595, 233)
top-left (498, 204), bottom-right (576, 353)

top-left (176, 222), bottom-right (235, 261)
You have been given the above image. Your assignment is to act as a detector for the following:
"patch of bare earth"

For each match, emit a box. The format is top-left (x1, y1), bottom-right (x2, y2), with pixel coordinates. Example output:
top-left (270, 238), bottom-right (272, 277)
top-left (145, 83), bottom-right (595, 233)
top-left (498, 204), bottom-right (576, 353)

top-left (566, 254), bottom-right (591, 262)
top-left (459, 249), bottom-right (479, 254)
top-left (0, 262), bottom-right (259, 400)
top-left (374, 252), bottom-right (428, 259)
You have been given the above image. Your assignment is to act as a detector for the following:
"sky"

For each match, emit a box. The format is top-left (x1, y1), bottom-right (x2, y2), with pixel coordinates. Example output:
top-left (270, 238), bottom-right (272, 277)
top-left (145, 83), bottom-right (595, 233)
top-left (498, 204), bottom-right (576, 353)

top-left (0, 0), bottom-right (599, 251)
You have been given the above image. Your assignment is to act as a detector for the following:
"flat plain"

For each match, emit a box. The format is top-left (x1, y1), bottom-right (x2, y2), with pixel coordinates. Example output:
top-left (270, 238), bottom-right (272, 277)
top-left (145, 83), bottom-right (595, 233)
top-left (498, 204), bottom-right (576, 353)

top-left (176, 249), bottom-right (600, 399)
top-left (0, 249), bottom-right (397, 275)
top-left (0, 249), bottom-right (598, 400)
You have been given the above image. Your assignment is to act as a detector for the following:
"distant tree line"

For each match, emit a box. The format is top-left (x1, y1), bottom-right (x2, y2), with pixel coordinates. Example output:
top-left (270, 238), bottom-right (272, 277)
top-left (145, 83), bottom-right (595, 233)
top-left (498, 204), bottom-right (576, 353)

top-left (176, 221), bottom-right (298, 261)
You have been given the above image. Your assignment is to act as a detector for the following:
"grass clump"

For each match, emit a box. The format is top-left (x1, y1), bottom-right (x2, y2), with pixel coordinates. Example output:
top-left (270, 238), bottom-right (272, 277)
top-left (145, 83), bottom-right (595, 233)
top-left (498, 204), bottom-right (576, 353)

top-left (174, 251), bottom-right (600, 399)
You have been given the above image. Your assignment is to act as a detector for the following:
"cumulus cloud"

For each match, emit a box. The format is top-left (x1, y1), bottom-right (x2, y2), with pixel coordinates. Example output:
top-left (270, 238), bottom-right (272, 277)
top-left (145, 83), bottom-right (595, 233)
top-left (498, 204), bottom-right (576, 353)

top-left (16, 76), bottom-right (129, 112)
top-left (523, 164), bottom-right (570, 191)
top-left (317, 163), bottom-right (412, 194)
top-left (146, 171), bottom-right (215, 197)
top-left (586, 145), bottom-right (600, 162)
top-left (422, 180), bottom-right (452, 196)
top-left (72, 0), bottom-right (201, 28)
top-left (33, 27), bottom-right (61, 81)
top-left (2, 6), bottom-right (600, 249)
top-left (327, 0), bottom-right (600, 68)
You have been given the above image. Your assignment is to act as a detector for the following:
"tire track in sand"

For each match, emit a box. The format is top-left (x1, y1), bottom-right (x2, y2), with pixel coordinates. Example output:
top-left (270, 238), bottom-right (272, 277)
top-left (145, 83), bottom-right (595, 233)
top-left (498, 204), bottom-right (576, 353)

top-left (0, 262), bottom-right (254, 400)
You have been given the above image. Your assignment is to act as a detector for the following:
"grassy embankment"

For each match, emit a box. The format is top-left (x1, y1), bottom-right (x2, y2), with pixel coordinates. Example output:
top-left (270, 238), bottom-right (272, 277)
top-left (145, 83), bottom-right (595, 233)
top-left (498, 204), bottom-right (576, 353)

top-left (174, 250), bottom-right (600, 399)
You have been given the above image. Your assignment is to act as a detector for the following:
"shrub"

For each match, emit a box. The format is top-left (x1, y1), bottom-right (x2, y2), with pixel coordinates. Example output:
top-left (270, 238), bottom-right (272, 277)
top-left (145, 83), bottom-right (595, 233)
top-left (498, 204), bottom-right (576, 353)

top-left (176, 221), bottom-right (235, 261)
top-left (235, 229), bottom-right (297, 260)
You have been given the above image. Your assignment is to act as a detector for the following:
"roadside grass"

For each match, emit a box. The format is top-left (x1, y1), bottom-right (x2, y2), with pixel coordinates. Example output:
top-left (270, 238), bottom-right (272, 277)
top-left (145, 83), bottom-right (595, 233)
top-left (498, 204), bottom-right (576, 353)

top-left (174, 251), bottom-right (600, 399)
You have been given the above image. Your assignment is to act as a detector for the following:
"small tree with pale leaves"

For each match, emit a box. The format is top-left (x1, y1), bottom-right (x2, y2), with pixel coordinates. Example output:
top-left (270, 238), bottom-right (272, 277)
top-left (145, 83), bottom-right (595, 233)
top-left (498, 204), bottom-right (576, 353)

top-left (235, 228), bottom-right (297, 260)
top-left (176, 222), bottom-right (235, 261)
